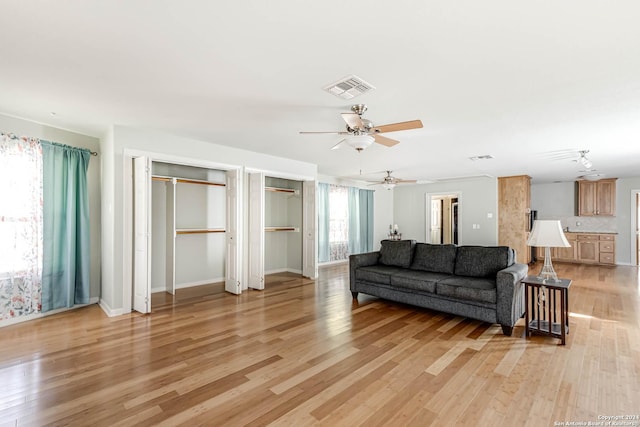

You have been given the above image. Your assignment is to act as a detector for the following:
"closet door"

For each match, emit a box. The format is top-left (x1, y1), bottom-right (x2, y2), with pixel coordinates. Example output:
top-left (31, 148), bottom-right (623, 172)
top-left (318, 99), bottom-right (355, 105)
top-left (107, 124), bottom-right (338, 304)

top-left (225, 169), bottom-right (241, 294)
top-left (133, 156), bottom-right (152, 313)
top-left (302, 180), bottom-right (318, 279)
top-left (248, 172), bottom-right (265, 290)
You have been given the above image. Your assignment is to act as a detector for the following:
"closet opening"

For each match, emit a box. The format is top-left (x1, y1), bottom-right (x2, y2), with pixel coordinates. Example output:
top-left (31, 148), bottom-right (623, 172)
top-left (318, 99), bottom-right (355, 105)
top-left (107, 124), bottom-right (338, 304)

top-left (150, 162), bottom-right (227, 306)
top-left (248, 173), bottom-right (317, 290)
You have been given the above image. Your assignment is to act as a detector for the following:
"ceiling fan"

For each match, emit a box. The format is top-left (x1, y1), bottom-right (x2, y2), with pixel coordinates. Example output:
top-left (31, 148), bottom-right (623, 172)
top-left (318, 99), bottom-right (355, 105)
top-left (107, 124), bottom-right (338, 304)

top-left (368, 171), bottom-right (417, 190)
top-left (300, 104), bottom-right (423, 151)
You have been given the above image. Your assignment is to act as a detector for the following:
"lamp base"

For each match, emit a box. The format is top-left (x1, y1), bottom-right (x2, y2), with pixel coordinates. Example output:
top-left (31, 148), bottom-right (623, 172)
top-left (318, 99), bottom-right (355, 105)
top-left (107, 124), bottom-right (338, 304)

top-left (537, 247), bottom-right (560, 283)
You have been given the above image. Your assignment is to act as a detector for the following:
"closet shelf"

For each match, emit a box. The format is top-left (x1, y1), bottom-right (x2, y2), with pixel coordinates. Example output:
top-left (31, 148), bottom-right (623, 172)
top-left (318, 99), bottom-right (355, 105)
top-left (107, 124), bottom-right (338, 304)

top-left (265, 226), bottom-right (299, 232)
top-left (265, 186), bottom-right (299, 195)
top-left (152, 175), bottom-right (225, 187)
top-left (176, 228), bottom-right (226, 235)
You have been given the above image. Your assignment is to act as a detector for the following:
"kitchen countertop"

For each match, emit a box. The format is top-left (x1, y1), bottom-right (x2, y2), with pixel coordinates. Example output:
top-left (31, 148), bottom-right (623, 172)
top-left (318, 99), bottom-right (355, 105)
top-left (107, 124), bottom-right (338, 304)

top-left (564, 230), bottom-right (618, 234)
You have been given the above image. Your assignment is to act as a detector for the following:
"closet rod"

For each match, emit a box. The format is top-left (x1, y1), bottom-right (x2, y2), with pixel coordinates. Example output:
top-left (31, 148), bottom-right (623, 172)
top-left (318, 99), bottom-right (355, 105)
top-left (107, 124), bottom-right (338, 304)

top-left (152, 176), bottom-right (172, 182)
top-left (177, 178), bottom-right (225, 187)
top-left (151, 175), bottom-right (225, 186)
top-left (265, 186), bottom-right (297, 194)
top-left (176, 229), bottom-right (226, 235)
top-left (265, 227), bottom-right (298, 232)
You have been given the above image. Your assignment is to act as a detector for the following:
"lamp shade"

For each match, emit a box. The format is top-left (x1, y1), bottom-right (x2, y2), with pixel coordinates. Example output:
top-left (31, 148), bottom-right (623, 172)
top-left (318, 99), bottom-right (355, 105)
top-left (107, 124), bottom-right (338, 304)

top-left (527, 220), bottom-right (570, 248)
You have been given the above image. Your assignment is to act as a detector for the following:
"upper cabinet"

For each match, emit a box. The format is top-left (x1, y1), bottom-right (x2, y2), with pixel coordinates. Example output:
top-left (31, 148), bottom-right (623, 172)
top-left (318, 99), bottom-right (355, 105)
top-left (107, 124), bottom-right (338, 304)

top-left (577, 178), bottom-right (617, 216)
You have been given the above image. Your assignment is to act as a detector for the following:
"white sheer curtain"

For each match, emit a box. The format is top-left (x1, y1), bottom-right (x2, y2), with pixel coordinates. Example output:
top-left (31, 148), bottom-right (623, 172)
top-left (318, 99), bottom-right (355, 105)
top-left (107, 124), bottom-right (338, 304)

top-left (0, 134), bottom-right (43, 320)
top-left (328, 184), bottom-right (349, 261)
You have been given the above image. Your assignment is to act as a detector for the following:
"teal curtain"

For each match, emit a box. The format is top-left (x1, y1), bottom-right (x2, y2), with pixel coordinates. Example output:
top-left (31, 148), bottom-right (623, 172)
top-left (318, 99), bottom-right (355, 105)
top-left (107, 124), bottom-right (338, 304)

top-left (348, 187), bottom-right (361, 254)
top-left (359, 189), bottom-right (374, 252)
top-left (41, 141), bottom-right (91, 312)
top-left (318, 183), bottom-right (330, 263)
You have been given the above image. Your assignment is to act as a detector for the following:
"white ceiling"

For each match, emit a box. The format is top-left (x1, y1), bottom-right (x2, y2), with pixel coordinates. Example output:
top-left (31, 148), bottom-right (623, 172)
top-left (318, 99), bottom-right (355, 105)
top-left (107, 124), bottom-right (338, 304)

top-left (1, 1), bottom-right (639, 184)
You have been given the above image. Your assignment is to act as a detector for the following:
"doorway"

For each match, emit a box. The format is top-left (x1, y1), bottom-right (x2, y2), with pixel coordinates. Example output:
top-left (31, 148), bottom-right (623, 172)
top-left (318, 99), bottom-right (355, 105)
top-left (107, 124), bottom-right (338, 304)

top-left (426, 193), bottom-right (460, 245)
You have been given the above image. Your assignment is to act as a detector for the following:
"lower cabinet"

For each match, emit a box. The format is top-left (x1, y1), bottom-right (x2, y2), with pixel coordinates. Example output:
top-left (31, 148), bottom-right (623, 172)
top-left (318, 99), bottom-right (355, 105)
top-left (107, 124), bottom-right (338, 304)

top-left (537, 233), bottom-right (615, 265)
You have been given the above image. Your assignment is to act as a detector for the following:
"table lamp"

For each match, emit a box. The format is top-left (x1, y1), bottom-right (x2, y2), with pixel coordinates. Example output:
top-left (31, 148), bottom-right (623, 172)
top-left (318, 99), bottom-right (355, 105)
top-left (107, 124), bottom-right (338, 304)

top-left (526, 220), bottom-right (570, 282)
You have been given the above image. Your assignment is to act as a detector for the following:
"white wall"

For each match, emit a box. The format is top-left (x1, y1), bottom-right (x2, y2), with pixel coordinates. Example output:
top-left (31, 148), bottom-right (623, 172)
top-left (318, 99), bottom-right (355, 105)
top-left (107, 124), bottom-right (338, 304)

top-left (101, 125), bottom-right (317, 314)
top-left (393, 177), bottom-right (499, 246)
top-left (0, 114), bottom-right (102, 301)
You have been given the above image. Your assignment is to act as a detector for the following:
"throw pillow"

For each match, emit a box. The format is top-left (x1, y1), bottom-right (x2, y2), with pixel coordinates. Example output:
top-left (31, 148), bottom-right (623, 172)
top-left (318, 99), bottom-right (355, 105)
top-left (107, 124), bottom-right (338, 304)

top-left (410, 243), bottom-right (457, 274)
top-left (454, 246), bottom-right (511, 278)
top-left (379, 240), bottom-right (416, 268)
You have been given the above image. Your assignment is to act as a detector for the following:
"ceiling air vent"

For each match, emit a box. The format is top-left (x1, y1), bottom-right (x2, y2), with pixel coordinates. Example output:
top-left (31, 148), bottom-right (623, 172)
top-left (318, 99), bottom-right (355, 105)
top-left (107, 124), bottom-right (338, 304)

top-left (323, 75), bottom-right (375, 99)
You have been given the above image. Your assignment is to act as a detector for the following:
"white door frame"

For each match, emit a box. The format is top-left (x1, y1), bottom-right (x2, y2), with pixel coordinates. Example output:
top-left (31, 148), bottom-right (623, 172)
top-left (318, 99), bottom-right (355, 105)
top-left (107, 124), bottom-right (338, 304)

top-left (123, 148), bottom-right (242, 311)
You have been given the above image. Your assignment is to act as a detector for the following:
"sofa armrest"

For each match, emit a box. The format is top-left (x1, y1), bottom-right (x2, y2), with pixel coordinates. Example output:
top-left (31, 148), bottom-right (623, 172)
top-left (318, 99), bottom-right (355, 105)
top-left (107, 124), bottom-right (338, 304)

top-left (349, 252), bottom-right (380, 291)
top-left (495, 263), bottom-right (528, 328)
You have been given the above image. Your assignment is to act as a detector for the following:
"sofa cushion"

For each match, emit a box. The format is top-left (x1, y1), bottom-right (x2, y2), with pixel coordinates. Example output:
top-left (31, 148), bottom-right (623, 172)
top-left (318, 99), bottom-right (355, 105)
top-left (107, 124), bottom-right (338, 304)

top-left (390, 270), bottom-right (449, 294)
top-left (355, 265), bottom-right (406, 285)
top-left (454, 246), bottom-right (512, 278)
top-left (379, 240), bottom-right (416, 268)
top-left (410, 243), bottom-right (457, 274)
top-left (436, 276), bottom-right (497, 304)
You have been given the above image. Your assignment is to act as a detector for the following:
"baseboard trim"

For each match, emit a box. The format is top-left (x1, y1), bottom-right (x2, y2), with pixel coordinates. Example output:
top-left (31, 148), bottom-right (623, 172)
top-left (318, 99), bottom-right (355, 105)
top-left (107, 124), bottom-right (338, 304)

top-left (265, 268), bottom-right (303, 275)
top-left (98, 298), bottom-right (125, 317)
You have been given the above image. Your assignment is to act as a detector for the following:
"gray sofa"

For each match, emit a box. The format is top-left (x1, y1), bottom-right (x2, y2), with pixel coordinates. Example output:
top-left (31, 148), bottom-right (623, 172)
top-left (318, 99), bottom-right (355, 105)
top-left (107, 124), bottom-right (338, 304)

top-left (349, 240), bottom-right (528, 336)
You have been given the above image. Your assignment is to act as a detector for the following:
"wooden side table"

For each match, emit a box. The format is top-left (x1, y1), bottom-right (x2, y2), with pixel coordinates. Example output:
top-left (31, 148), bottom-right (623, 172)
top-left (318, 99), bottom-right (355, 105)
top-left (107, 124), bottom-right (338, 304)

top-left (522, 275), bottom-right (572, 345)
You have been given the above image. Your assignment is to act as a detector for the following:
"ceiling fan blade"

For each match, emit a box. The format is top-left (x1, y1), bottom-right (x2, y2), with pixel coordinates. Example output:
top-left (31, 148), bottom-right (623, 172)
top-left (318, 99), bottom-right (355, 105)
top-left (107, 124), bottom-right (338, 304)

top-left (331, 139), bottom-right (346, 150)
top-left (373, 134), bottom-right (400, 147)
top-left (299, 131), bottom-right (349, 135)
top-left (396, 179), bottom-right (417, 184)
top-left (373, 120), bottom-right (423, 134)
top-left (341, 112), bottom-right (364, 130)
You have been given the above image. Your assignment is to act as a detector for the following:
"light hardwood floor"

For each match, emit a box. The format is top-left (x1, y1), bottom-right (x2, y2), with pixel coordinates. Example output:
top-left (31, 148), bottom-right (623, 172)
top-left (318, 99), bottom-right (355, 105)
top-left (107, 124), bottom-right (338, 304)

top-left (1, 262), bottom-right (639, 426)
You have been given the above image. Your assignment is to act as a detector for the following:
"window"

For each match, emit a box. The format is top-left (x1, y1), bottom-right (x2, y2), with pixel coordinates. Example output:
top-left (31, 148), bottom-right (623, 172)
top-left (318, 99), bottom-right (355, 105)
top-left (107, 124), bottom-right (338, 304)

top-left (0, 136), bottom-right (43, 319)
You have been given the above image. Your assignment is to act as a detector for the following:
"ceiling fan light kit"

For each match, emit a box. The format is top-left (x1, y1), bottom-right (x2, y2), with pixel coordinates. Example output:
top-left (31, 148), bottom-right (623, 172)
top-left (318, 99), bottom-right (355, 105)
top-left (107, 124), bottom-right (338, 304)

top-left (382, 182), bottom-right (396, 190)
top-left (300, 104), bottom-right (423, 152)
top-left (345, 135), bottom-right (374, 151)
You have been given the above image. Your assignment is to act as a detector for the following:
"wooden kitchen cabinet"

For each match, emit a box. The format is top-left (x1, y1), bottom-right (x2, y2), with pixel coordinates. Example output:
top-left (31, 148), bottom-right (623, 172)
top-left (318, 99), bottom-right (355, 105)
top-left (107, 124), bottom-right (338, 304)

top-left (577, 178), bottom-right (617, 216)
top-left (554, 232), bottom-right (577, 261)
top-left (577, 236), bottom-right (599, 263)
top-left (538, 232), bottom-right (614, 265)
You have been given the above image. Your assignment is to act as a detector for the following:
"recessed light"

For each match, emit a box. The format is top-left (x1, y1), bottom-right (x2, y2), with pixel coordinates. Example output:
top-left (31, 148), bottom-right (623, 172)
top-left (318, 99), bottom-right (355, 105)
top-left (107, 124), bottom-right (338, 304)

top-left (50, 112), bottom-right (57, 116)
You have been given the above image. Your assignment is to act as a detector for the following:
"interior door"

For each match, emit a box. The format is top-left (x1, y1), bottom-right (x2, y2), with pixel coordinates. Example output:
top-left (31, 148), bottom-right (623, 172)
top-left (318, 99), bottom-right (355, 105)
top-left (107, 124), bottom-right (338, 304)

top-left (302, 180), bottom-right (318, 279)
top-left (248, 172), bottom-right (265, 290)
top-left (225, 169), bottom-right (241, 294)
top-left (133, 156), bottom-right (152, 313)
top-left (430, 199), bottom-right (442, 244)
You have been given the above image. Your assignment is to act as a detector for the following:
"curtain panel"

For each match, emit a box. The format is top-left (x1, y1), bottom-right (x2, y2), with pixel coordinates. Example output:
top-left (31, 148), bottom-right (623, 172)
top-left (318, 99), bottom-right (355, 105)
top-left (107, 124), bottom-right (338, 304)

top-left (358, 189), bottom-right (374, 253)
top-left (0, 135), bottom-right (43, 320)
top-left (41, 141), bottom-right (91, 312)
